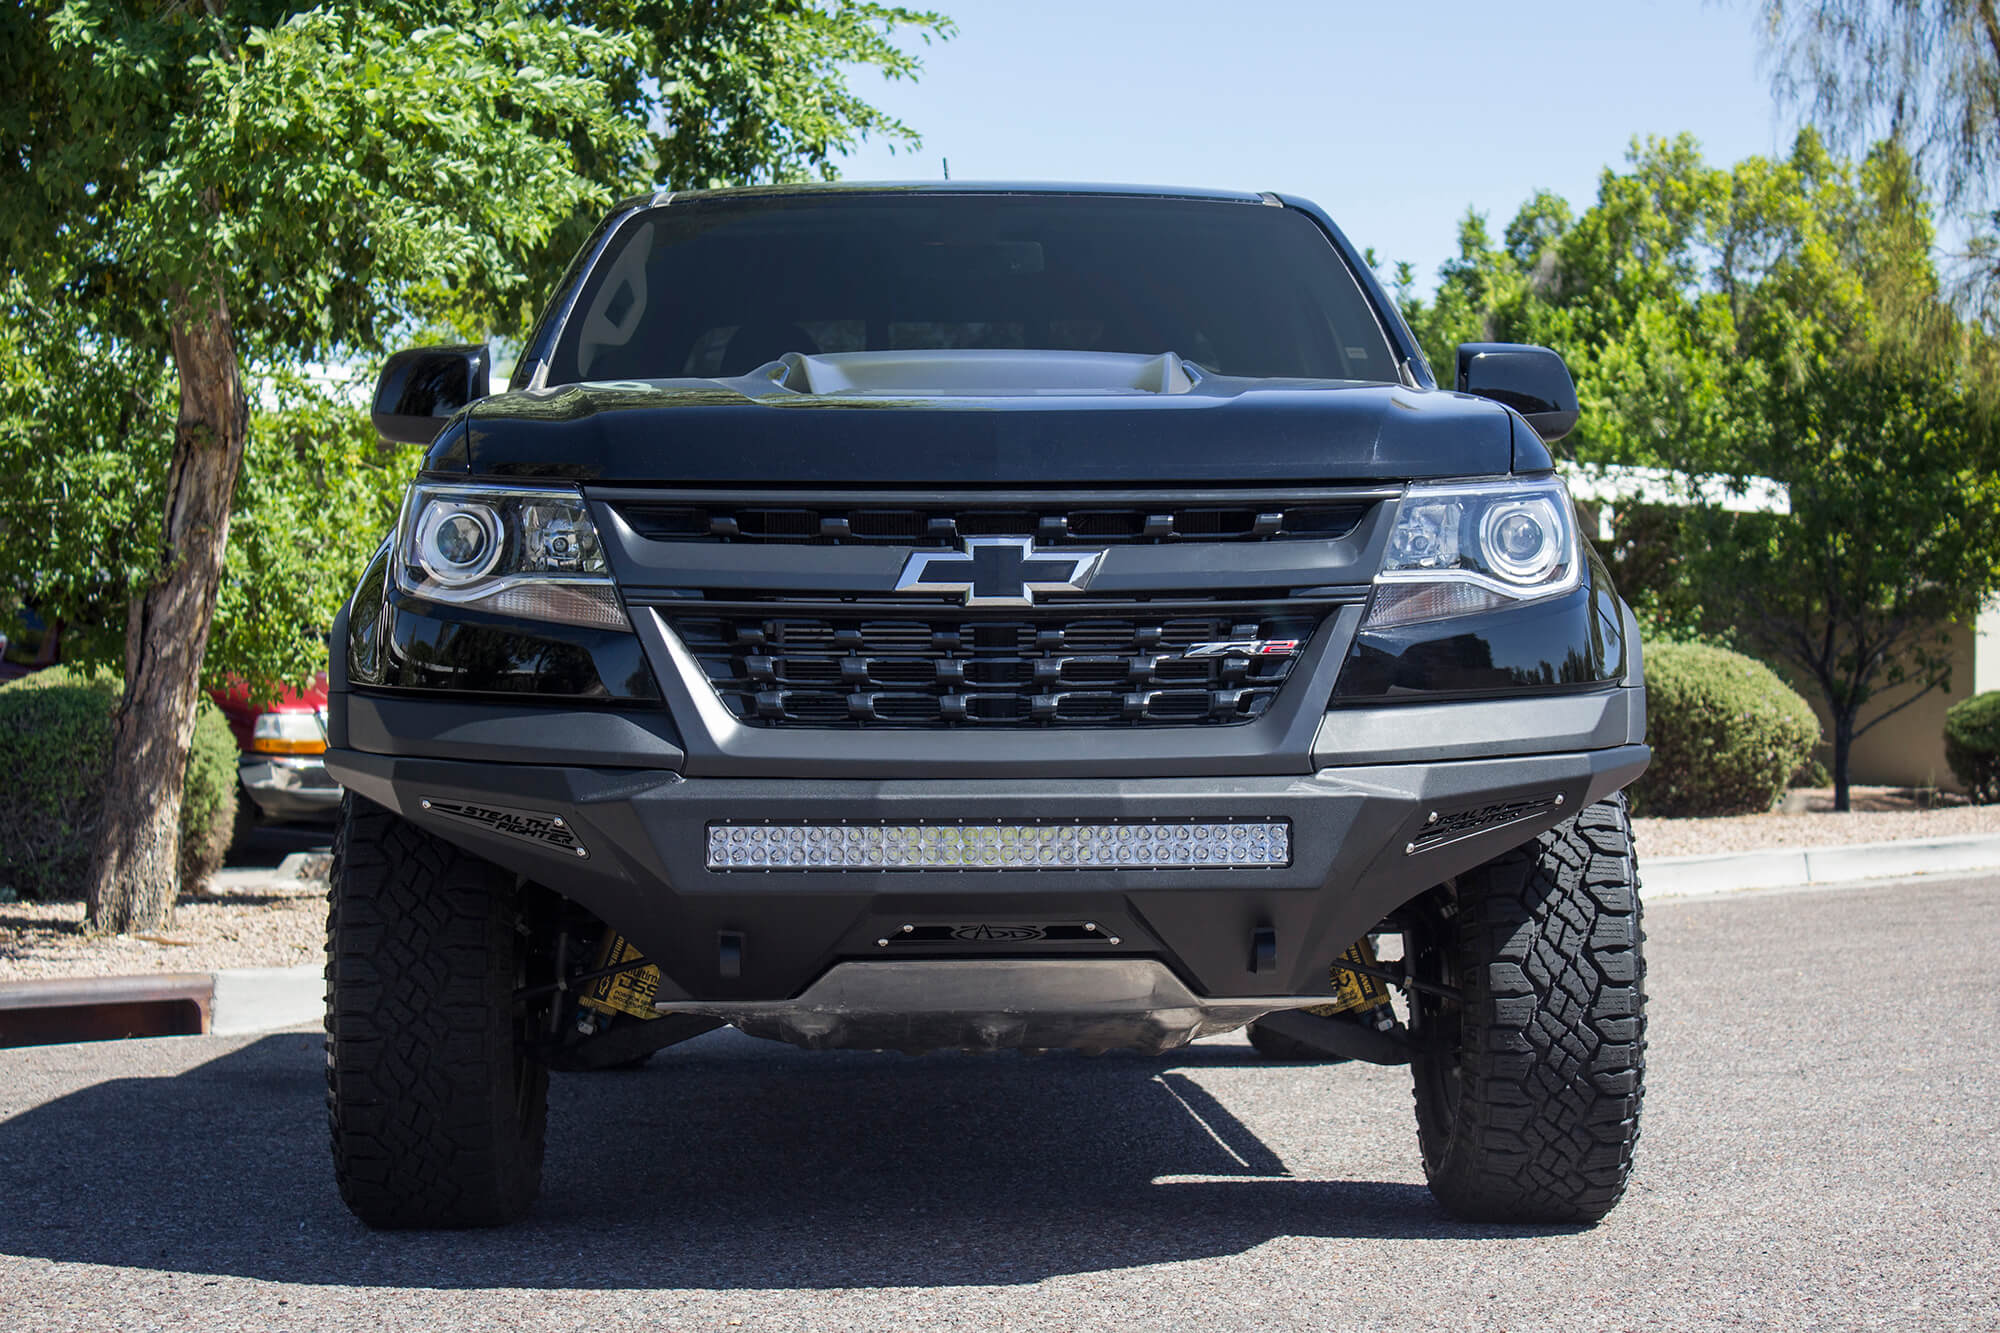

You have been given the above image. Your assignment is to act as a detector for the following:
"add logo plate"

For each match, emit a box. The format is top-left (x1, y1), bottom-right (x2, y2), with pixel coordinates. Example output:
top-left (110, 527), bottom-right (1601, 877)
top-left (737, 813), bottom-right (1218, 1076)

top-left (420, 797), bottom-right (589, 858)
top-left (948, 924), bottom-right (1049, 942)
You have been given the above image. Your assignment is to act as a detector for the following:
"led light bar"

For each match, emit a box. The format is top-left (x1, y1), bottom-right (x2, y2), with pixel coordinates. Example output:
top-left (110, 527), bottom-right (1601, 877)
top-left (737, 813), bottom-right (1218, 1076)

top-left (706, 821), bottom-right (1290, 871)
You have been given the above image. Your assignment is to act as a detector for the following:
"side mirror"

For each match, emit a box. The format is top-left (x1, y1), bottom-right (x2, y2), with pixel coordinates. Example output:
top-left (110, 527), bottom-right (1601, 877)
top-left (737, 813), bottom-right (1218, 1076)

top-left (1455, 342), bottom-right (1579, 443)
top-left (372, 344), bottom-right (490, 444)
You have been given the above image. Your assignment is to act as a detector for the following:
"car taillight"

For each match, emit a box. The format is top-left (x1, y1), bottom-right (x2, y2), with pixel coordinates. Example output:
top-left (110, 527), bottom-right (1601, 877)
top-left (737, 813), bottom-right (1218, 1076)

top-left (252, 711), bottom-right (327, 755)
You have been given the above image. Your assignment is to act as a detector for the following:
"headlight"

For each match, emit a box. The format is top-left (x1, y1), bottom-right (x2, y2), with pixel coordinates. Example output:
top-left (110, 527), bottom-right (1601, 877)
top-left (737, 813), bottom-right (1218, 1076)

top-left (1365, 477), bottom-right (1580, 629)
top-left (393, 482), bottom-right (628, 631)
top-left (252, 711), bottom-right (327, 755)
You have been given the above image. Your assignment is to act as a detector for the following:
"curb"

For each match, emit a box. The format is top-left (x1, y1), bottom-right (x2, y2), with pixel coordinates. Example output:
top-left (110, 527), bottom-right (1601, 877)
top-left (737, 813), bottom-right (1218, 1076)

top-left (0, 963), bottom-right (322, 1049)
top-left (1, 852), bottom-right (328, 1049)
top-left (1641, 832), bottom-right (2000, 899)
top-left (210, 963), bottom-right (323, 1036)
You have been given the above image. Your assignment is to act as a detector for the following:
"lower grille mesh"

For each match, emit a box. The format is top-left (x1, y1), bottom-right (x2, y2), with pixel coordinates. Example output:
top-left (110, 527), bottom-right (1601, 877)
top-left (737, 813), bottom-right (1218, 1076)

top-left (667, 609), bottom-right (1322, 727)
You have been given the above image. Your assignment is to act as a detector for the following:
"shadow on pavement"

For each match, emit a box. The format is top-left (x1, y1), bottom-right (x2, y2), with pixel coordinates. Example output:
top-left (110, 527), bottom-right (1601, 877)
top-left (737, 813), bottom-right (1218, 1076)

top-left (0, 1029), bottom-right (1559, 1289)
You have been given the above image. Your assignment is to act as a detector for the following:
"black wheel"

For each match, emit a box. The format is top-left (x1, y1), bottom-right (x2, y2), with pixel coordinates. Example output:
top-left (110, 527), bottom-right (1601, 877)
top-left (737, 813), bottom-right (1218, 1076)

top-left (1409, 794), bottom-right (1646, 1225)
top-left (325, 794), bottom-right (548, 1228)
top-left (1245, 1015), bottom-right (1354, 1063)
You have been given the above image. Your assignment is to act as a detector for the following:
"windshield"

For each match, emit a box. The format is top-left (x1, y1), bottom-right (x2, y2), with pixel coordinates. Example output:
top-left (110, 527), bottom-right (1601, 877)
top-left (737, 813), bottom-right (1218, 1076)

top-left (542, 193), bottom-right (1400, 386)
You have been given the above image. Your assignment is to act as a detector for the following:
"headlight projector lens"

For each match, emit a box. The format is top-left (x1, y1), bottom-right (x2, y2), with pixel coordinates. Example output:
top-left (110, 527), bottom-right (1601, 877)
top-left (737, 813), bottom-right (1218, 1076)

top-left (416, 502), bottom-right (503, 585)
top-left (1480, 499), bottom-right (1561, 582)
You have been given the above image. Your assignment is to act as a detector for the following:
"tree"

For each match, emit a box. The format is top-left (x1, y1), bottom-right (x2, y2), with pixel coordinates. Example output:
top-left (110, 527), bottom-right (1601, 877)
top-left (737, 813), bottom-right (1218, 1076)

top-left (0, 293), bottom-right (415, 693)
top-left (1758, 1), bottom-right (2000, 316)
top-left (1400, 132), bottom-right (2000, 809)
top-left (0, 0), bottom-right (948, 933)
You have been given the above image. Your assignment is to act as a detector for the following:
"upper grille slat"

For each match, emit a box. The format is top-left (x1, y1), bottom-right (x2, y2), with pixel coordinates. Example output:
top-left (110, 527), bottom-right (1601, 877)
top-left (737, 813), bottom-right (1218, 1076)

top-left (617, 500), bottom-right (1368, 546)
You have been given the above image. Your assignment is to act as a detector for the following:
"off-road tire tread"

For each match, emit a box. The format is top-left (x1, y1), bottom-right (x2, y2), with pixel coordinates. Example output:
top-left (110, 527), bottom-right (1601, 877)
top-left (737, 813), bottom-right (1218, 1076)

top-left (325, 794), bottom-right (547, 1228)
top-left (1413, 794), bottom-right (1646, 1224)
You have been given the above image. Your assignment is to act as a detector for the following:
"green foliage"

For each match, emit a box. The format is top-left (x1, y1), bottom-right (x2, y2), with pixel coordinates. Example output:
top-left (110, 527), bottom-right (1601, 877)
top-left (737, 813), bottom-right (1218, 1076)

top-left (0, 312), bottom-right (417, 692)
top-left (1632, 644), bottom-right (1822, 817)
top-left (1757, 1), bottom-right (2000, 316)
top-left (0, 0), bottom-right (949, 683)
top-left (1944, 691), bottom-right (2000, 803)
top-left (0, 668), bottom-right (238, 902)
top-left (208, 371), bottom-right (420, 695)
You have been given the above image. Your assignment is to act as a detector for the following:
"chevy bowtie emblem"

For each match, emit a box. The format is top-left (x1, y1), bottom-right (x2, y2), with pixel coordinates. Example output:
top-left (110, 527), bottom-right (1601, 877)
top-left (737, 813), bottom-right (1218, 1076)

top-left (896, 537), bottom-right (1105, 606)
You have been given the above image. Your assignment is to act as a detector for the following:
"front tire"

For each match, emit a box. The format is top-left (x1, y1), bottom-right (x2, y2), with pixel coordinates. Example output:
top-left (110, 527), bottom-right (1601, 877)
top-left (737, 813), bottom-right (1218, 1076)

top-left (325, 795), bottom-right (548, 1228)
top-left (1410, 795), bottom-right (1646, 1225)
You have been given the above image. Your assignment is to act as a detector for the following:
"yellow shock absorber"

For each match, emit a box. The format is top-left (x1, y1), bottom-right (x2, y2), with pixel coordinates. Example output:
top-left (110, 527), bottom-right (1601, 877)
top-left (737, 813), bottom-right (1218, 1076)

top-left (576, 933), bottom-right (664, 1021)
top-left (1306, 936), bottom-right (1396, 1029)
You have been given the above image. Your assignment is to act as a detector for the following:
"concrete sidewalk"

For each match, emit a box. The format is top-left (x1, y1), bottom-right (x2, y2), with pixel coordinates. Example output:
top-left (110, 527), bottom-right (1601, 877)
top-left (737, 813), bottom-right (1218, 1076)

top-left (1640, 831), bottom-right (2000, 899)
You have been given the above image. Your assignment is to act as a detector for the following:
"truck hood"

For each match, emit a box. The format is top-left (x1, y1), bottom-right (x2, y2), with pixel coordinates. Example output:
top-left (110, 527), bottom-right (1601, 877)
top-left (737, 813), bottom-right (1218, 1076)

top-left (440, 350), bottom-right (1543, 484)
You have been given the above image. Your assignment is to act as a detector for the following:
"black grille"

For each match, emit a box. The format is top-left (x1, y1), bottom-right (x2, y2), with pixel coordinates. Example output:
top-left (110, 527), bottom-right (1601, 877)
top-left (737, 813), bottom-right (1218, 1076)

top-left (617, 500), bottom-right (1367, 546)
top-left (667, 608), bottom-right (1322, 727)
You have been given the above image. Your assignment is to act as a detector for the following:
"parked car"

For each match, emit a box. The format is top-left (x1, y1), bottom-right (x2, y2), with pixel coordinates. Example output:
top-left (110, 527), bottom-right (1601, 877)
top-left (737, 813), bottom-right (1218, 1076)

top-left (207, 673), bottom-right (341, 830)
top-left (324, 183), bottom-right (1649, 1231)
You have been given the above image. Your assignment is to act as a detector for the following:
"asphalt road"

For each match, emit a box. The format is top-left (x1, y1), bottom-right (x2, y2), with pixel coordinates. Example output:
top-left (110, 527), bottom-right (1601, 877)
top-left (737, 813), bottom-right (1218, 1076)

top-left (1, 874), bottom-right (1996, 1332)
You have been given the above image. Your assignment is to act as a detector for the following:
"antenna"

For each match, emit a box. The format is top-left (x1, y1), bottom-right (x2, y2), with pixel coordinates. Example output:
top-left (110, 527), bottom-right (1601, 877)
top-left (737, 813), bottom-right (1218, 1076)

top-left (942, 157), bottom-right (950, 181)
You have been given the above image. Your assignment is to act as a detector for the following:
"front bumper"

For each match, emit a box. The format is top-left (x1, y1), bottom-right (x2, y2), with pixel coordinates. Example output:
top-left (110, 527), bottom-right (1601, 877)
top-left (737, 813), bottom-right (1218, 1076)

top-left (238, 754), bottom-right (343, 823)
top-left (325, 723), bottom-right (1647, 1006)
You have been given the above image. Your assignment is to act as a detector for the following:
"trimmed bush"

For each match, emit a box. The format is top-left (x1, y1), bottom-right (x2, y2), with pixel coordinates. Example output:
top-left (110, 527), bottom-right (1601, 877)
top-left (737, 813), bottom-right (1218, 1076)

top-left (1631, 643), bottom-right (1820, 817)
top-left (1945, 691), bottom-right (2000, 804)
top-left (0, 667), bottom-right (238, 902)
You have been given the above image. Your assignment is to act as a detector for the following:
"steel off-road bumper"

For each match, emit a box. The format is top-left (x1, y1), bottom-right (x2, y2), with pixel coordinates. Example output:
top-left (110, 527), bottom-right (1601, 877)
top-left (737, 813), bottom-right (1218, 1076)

top-left (325, 687), bottom-right (1646, 1050)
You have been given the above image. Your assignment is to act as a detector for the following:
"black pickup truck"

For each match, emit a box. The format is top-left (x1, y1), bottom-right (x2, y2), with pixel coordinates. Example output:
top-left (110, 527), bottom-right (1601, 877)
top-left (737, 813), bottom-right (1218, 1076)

top-left (324, 183), bottom-right (1649, 1231)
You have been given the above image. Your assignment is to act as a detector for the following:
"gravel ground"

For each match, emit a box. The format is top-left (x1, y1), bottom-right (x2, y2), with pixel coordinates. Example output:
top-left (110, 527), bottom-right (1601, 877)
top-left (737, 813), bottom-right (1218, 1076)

top-left (1, 872), bottom-right (1995, 1331)
top-left (1634, 790), bottom-right (2000, 858)
top-left (0, 872), bottom-right (326, 981)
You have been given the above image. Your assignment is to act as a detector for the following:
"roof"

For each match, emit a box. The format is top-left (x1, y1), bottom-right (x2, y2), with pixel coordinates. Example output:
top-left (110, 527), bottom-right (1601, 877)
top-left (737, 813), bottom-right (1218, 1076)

top-left (626, 180), bottom-right (1273, 209)
top-left (1562, 462), bottom-right (1791, 515)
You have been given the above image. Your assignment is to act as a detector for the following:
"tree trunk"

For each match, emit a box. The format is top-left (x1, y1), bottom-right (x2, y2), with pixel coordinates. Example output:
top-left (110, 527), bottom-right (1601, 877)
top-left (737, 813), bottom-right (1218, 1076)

top-left (1830, 713), bottom-right (1854, 815)
top-left (84, 286), bottom-right (247, 935)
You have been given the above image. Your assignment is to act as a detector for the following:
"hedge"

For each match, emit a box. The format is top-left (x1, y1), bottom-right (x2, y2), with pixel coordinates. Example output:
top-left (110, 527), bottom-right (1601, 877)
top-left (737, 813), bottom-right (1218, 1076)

top-left (1631, 643), bottom-right (1821, 817)
top-left (1945, 691), bottom-right (2000, 804)
top-left (0, 668), bottom-right (237, 903)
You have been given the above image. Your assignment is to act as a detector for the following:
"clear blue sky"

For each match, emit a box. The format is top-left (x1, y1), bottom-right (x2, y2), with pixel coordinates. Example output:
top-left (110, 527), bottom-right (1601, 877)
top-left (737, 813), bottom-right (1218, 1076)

top-left (835, 0), bottom-right (1793, 294)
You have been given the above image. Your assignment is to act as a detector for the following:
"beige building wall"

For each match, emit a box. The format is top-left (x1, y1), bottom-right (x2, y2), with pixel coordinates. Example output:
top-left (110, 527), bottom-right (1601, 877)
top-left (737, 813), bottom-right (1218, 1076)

top-left (1788, 619), bottom-right (1979, 791)
top-left (1978, 599), bottom-right (2000, 697)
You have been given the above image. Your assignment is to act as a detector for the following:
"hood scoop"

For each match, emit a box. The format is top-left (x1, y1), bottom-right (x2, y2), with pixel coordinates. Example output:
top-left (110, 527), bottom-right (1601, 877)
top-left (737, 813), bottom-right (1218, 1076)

top-left (745, 348), bottom-right (1202, 398)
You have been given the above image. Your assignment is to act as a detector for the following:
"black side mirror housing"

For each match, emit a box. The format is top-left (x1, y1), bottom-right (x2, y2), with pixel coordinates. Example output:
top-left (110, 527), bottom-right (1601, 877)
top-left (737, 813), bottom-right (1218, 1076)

top-left (1455, 342), bottom-right (1580, 443)
top-left (372, 344), bottom-right (491, 444)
